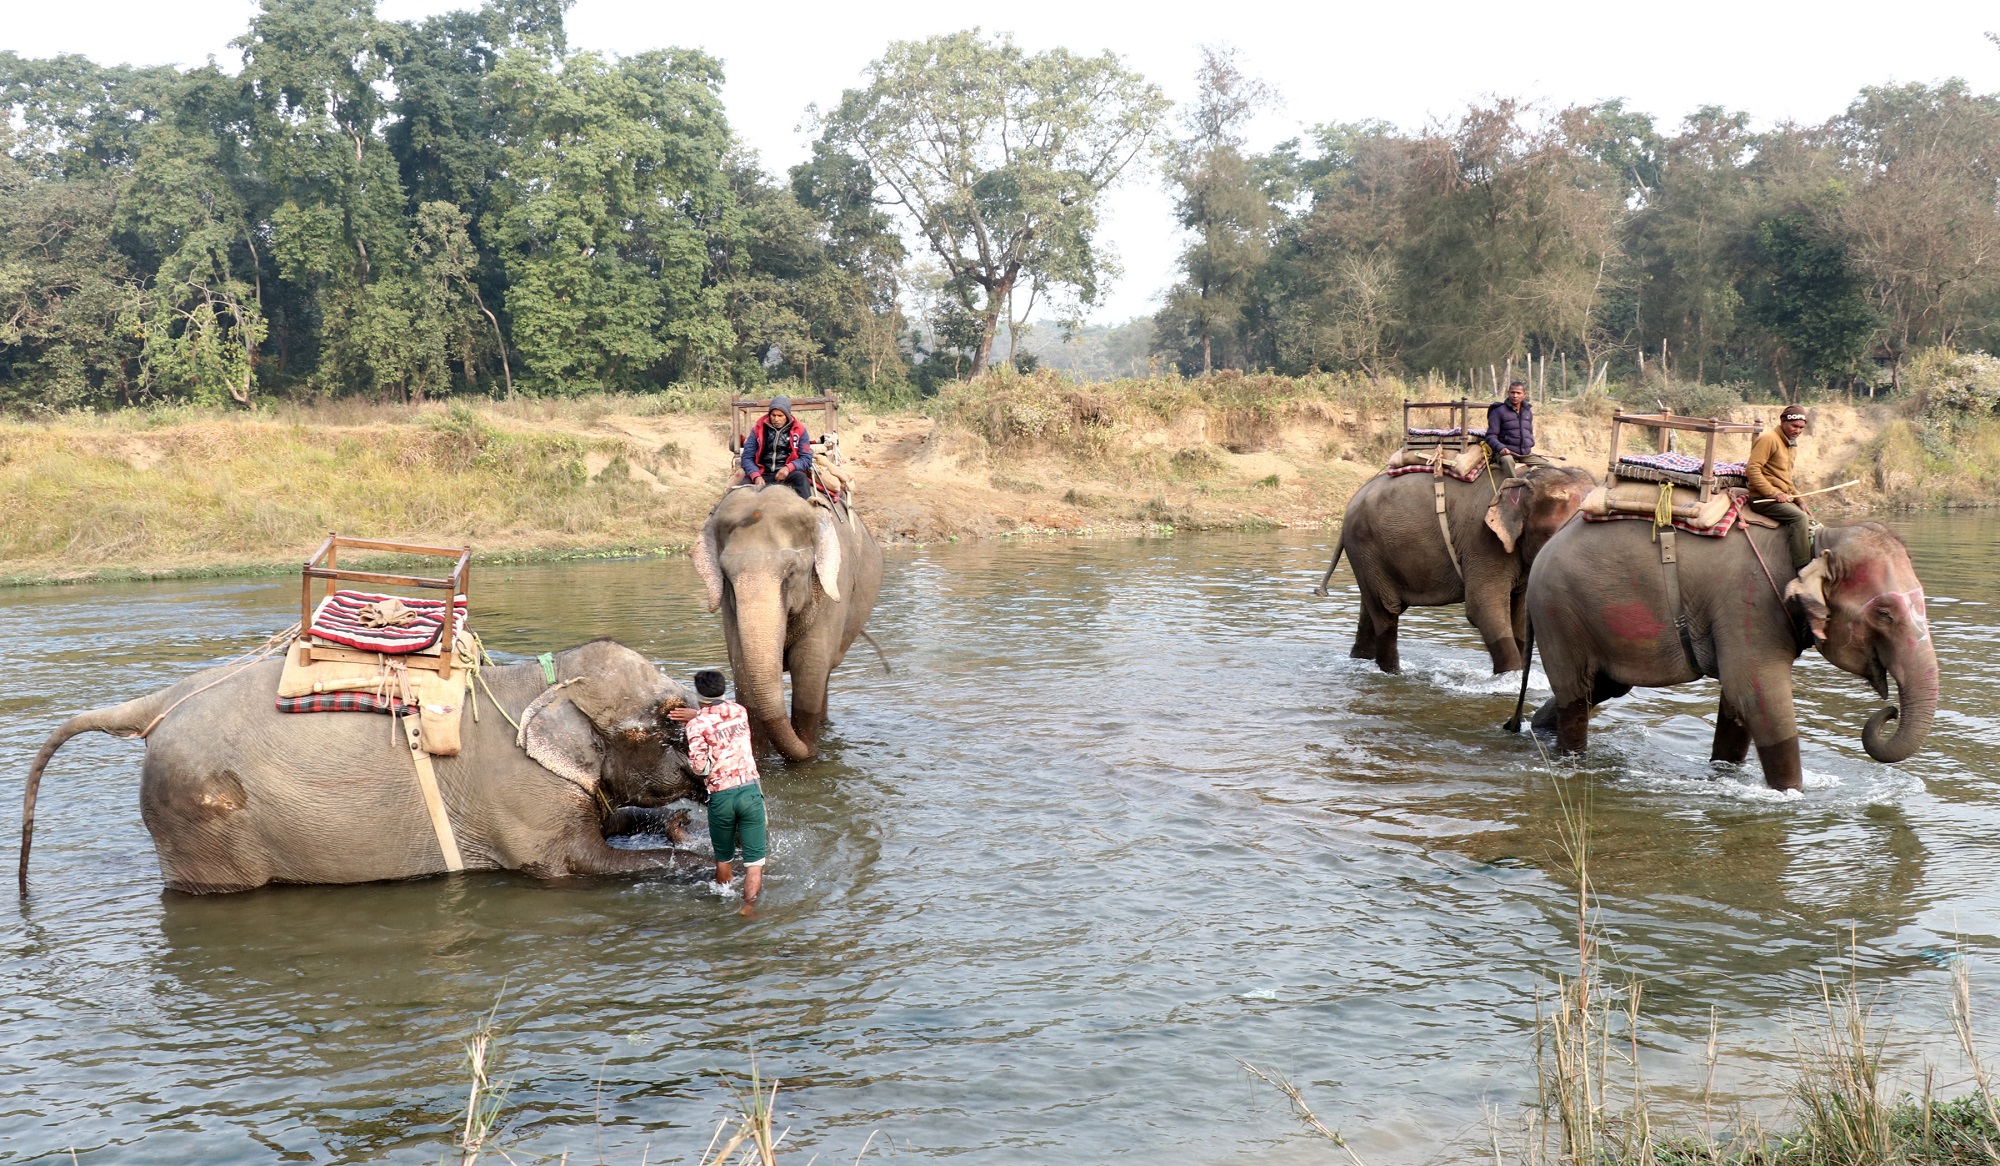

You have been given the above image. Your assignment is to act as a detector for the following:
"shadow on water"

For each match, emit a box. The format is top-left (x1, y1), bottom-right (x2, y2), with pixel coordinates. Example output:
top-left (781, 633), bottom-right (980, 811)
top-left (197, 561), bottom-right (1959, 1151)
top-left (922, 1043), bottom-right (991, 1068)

top-left (0, 516), bottom-right (1995, 1163)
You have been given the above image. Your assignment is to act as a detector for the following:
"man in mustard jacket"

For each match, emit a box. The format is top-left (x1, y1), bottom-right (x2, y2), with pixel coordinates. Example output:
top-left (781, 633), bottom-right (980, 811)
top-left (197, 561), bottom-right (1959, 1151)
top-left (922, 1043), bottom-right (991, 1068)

top-left (1746, 405), bottom-right (1812, 568)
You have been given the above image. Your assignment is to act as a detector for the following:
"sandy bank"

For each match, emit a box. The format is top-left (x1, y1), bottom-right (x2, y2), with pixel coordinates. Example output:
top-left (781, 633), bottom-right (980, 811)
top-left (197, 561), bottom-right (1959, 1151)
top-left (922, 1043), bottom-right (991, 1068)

top-left (0, 380), bottom-right (1956, 585)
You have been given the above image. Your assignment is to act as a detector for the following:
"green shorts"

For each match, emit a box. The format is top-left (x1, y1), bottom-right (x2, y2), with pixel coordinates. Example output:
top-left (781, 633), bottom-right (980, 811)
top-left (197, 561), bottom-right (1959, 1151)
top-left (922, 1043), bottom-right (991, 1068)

top-left (707, 783), bottom-right (768, 866)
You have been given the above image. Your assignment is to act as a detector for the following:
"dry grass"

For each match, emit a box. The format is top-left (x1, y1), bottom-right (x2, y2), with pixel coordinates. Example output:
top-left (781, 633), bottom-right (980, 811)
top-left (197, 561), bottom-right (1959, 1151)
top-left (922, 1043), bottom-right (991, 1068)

top-left (0, 400), bottom-right (713, 579)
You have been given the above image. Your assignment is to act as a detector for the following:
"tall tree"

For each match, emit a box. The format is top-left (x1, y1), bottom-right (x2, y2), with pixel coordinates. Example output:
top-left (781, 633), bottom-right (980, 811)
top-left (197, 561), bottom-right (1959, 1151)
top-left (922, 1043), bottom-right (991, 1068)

top-left (814, 29), bottom-right (1167, 372)
top-left (1834, 81), bottom-right (2000, 357)
top-left (1160, 45), bottom-right (1274, 374)
top-left (485, 45), bottom-right (735, 392)
top-left (1743, 210), bottom-right (1877, 397)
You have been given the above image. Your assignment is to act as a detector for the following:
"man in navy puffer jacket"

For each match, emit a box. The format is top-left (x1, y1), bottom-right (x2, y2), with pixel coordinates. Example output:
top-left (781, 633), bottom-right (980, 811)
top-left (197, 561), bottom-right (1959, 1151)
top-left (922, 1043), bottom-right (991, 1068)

top-left (740, 396), bottom-right (815, 500)
top-left (1484, 380), bottom-right (1535, 477)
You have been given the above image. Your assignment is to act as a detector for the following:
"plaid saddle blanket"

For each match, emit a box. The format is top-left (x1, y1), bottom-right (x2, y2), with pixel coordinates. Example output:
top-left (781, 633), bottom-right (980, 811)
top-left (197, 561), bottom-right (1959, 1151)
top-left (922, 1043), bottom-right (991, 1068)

top-left (1617, 452), bottom-right (1748, 488)
top-left (309, 590), bottom-right (467, 654)
top-left (277, 691), bottom-right (413, 716)
top-left (1385, 462), bottom-right (1485, 484)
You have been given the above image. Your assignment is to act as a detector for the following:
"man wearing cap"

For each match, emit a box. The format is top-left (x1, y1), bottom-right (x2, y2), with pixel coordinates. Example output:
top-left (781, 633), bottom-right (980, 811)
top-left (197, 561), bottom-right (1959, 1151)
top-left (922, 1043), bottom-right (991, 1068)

top-left (740, 396), bottom-right (815, 501)
top-left (1747, 406), bottom-right (1814, 569)
top-left (668, 670), bottom-right (768, 910)
top-left (1484, 380), bottom-right (1535, 478)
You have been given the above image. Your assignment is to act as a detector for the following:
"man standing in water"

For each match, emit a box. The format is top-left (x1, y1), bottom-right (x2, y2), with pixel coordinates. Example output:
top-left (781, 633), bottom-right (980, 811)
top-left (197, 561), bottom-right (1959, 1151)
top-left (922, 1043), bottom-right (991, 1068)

top-left (1747, 405), bottom-right (1814, 569)
top-left (1484, 379), bottom-right (1535, 478)
top-left (670, 670), bottom-right (767, 910)
top-left (740, 396), bottom-right (815, 501)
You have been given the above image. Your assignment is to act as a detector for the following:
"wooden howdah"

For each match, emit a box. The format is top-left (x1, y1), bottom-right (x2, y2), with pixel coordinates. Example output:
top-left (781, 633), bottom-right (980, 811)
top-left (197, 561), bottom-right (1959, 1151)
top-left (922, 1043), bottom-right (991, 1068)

top-left (298, 534), bottom-right (472, 678)
top-left (729, 393), bottom-right (842, 462)
top-left (1400, 398), bottom-right (1477, 451)
top-left (1604, 412), bottom-right (1761, 505)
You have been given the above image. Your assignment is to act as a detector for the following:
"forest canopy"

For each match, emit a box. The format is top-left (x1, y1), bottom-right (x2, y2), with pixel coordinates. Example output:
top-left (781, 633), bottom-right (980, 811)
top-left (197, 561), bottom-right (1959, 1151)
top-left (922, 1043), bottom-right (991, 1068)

top-left (3, 2), bottom-right (1997, 411)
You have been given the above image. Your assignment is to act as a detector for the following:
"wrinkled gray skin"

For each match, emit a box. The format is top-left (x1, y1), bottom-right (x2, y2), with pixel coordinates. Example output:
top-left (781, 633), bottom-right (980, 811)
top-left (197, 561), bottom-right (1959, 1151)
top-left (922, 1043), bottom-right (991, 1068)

top-left (693, 484), bottom-right (883, 761)
top-left (1525, 519), bottom-right (1938, 790)
top-left (20, 640), bottom-right (709, 894)
top-left (1331, 463), bottom-right (1596, 673)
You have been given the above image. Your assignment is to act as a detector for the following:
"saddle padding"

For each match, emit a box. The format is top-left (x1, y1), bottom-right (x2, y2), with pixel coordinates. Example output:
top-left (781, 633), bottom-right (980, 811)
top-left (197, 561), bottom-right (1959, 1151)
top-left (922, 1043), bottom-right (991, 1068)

top-left (1581, 481), bottom-right (1735, 530)
top-left (276, 643), bottom-right (467, 755)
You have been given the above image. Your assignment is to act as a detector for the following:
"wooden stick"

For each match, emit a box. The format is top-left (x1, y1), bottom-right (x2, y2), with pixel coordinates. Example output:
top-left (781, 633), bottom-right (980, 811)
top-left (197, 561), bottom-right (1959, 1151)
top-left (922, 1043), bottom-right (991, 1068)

top-left (1749, 479), bottom-right (1861, 503)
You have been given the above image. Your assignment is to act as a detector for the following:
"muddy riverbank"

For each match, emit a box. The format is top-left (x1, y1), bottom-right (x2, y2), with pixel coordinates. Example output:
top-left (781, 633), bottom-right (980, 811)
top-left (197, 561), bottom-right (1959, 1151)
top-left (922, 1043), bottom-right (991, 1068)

top-left (0, 373), bottom-right (1964, 585)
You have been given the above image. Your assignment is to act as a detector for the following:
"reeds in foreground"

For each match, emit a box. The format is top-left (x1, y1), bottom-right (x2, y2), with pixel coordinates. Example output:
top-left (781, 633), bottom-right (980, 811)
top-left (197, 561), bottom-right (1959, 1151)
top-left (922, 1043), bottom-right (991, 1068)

top-left (1243, 780), bottom-right (2000, 1166)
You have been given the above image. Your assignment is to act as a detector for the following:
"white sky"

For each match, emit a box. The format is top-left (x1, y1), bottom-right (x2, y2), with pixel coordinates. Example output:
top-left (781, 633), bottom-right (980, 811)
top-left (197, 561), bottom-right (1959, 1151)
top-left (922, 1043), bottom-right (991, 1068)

top-left (10, 0), bottom-right (2000, 324)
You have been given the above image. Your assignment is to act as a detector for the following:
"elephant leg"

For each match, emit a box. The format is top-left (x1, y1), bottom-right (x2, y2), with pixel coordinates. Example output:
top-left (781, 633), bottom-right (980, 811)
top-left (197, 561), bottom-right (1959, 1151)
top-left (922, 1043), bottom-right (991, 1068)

top-left (1530, 697), bottom-right (1559, 731)
top-left (603, 806), bottom-right (693, 842)
top-left (785, 627), bottom-right (841, 753)
top-left (1467, 586), bottom-right (1524, 674)
top-left (1556, 700), bottom-right (1590, 754)
top-left (1351, 603), bottom-right (1379, 660)
top-left (1711, 698), bottom-right (1753, 765)
top-left (1756, 737), bottom-right (1803, 791)
top-left (1359, 590), bottom-right (1402, 674)
top-left (558, 837), bottom-right (710, 879)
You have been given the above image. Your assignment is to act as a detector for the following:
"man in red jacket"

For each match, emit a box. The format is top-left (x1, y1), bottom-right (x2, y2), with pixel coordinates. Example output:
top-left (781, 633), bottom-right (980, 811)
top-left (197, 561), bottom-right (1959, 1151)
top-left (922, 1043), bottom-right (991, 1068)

top-left (739, 396), bottom-right (815, 500)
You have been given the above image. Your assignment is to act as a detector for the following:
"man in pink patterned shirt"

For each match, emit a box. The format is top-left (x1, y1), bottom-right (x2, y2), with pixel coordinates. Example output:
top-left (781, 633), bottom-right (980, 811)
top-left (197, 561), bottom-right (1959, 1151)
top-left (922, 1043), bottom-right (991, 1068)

top-left (668, 670), bottom-right (767, 907)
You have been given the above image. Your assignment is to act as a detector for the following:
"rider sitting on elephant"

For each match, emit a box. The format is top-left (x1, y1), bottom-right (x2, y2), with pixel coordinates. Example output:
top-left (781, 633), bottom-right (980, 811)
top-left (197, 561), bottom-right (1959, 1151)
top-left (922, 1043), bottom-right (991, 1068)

top-left (1747, 405), bottom-right (1813, 569)
top-left (1484, 380), bottom-right (1536, 478)
top-left (741, 396), bottom-right (815, 501)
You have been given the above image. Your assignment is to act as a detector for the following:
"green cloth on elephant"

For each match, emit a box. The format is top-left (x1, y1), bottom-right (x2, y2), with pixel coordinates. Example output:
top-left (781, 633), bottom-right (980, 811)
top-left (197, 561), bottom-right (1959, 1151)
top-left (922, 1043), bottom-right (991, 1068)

top-left (1760, 500), bottom-right (1814, 569)
top-left (707, 782), bottom-right (768, 866)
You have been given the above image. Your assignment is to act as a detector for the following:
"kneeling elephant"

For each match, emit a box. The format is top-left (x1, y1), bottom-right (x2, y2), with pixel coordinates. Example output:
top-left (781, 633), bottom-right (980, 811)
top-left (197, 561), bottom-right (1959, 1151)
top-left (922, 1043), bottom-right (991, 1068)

top-left (21, 639), bottom-right (710, 894)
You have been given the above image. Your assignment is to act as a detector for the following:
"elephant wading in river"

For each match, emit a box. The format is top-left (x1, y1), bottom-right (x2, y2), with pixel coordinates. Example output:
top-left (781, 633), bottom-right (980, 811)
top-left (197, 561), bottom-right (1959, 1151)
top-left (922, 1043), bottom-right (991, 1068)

top-left (693, 483), bottom-right (883, 761)
top-left (1328, 462), bottom-right (1596, 673)
top-left (21, 640), bottom-right (709, 894)
top-left (1525, 518), bottom-right (1937, 790)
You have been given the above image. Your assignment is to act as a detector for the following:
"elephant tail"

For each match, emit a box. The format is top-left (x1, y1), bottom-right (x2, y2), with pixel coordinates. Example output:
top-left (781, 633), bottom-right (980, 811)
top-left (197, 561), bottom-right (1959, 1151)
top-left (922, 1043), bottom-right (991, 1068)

top-left (1503, 619), bottom-right (1536, 734)
top-left (20, 689), bottom-right (174, 896)
top-left (1313, 532), bottom-right (1347, 598)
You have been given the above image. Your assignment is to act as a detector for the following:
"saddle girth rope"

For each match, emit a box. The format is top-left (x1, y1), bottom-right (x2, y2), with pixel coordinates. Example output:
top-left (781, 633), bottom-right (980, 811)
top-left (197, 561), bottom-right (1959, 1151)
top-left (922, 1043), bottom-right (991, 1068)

top-left (1657, 529), bottom-right (1707, 679)
top-left (401, 712), bottom-right (465, 871)
top-left (1433, 457), bottom-right (1463, 579)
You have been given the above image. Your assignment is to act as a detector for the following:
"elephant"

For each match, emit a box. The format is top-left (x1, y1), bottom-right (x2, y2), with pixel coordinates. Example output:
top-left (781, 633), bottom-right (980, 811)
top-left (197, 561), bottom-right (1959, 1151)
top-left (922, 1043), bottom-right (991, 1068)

top-left (20, 639), bottom-right (711, 894)
top-left (1524, 517), bottom-right (1937, 790)
top-left (693, 482), bottom-right (883, 761)
top-left (1324, 462), bottom-right (1596, 673)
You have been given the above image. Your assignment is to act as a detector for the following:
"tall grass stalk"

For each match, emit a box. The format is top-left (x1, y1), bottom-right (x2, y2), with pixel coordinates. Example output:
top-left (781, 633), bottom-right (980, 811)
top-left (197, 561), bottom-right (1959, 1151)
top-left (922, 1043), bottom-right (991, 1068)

top-left (453, 995), bottom-right (513, 1166)
top-left (699, 1057), bottom-right (789, 1166)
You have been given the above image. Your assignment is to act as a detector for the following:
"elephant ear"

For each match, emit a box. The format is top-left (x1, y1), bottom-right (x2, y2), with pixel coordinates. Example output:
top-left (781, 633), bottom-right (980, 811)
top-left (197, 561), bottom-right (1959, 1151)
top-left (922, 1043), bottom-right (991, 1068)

top-left (814, 508), bottom-right (843, 601)
top-left (562, 641), bottom-right (679, 739)
top-left (692, 509), bottom-right (724, 613)
top-left (1485, 479), bottom-right (1531, 554)
top-left (519, 684), bottom-right (600, 793)
top-left (1784, 552), bottom-right (1833, 643)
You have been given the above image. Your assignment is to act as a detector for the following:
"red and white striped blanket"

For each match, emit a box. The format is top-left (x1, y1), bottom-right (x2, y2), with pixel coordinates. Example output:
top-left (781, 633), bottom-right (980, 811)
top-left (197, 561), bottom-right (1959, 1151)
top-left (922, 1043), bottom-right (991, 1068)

top-left (308, 590), bottom-right (467, 654)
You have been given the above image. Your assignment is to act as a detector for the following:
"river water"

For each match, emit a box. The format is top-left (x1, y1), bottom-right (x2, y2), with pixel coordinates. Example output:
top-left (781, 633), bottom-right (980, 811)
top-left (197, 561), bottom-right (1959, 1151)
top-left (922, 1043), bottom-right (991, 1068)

top-left (1, 514), bottom-right (1996, 1164)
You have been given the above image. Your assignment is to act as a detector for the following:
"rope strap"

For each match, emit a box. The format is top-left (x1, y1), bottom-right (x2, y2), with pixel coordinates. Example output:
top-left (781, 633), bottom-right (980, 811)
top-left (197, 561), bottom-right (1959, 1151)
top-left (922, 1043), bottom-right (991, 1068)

top-left (401, 713), bottom-right (465, 871)
top-left (1659, 530), bottom-right (1706, 678)
top-left (1433, 475), bottom-right (1464, 579)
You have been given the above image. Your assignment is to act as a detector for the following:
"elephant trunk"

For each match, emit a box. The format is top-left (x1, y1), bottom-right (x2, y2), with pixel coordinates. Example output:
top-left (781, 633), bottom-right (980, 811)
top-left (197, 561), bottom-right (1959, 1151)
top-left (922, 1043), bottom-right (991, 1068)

top-left (732, 576), bottom-right (814, 762)
top-left (1862, 638), bottom-right (1938, 764)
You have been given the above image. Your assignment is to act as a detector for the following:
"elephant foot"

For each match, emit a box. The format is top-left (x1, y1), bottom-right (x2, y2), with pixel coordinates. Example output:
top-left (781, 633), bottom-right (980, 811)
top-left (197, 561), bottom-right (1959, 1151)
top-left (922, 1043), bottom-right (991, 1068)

top-left (1756, 737), bottom-right (1803, 791)
top-left (1530, 698), bottom-right (1559, 732)
top-left (1710, 702), bottom-right (1753, 765)
top-left (1350, 637), bottom-right (1376, 661)
top-left (1555, 701), bottom-right (1589, 754)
